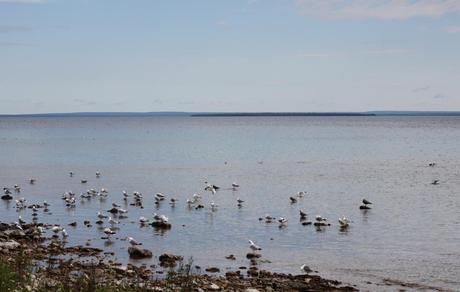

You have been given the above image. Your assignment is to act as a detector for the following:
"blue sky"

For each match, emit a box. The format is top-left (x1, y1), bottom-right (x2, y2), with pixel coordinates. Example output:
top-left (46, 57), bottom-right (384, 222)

top-left (1, 0), bottom-right (459, 113)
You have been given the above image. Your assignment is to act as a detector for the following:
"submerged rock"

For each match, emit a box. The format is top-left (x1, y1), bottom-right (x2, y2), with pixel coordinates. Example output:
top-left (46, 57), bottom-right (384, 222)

top-left (246, 253), bottom-right (261, 259)
top-left (1, 194), bottom-right (13, 200)
top-left (151, 221), bottom-right (172, 229)
top-left (159, 253), bottom-right (183, 267)
top-left (128, 247), bottom-right (153, 259)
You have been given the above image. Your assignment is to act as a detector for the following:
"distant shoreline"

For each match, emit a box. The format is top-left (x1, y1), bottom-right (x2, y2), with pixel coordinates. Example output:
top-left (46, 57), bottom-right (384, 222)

top-left (1, 111), bottom-right (460, 117)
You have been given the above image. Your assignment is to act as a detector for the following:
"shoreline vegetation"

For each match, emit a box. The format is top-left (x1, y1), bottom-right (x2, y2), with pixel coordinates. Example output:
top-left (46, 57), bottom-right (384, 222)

top-left (0, 222), bottom-right (357, 291)
top-left (1, 111), bottom-right (460, 117)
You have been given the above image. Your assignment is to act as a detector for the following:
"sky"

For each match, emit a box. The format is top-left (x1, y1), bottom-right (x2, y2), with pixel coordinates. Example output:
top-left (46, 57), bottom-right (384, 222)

top-left (1, 0), bottom-right (460, 114)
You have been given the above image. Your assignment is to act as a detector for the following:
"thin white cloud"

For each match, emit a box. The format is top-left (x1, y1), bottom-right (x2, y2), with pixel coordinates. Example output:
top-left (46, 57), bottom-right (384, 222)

top-left (296, 0), bottom-right (460, 20)
top-left (445, 26), bottom-right (460, 33)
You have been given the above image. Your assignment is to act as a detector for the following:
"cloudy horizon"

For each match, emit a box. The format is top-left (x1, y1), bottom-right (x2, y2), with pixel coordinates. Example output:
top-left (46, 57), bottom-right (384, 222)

top-left (1, 0), bottom-right (459, 114)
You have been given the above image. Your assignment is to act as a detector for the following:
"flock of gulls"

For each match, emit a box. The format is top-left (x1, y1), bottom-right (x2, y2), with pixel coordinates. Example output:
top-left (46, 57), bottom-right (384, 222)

top-left (1, 162), bottom-right (440, 270)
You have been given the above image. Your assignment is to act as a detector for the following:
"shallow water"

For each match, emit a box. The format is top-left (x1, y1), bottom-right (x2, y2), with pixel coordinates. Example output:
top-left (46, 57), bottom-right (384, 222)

top-left (0, 116), bottom-right (459, 291)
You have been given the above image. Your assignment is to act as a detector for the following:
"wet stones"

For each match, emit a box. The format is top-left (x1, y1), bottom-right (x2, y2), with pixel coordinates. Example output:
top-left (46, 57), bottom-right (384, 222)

top-left (128, 247), bottom-right (153, 259)
top-left (1, 194), bottom-right (13, 200)
top-left (246, 253), bottom-right (261, 259)
top-left (158, 253), bottom-right (183, 267)
top-left (151, 221), bottom-right (172, 229)
top-left (205, 267), bottom-right (220, 273)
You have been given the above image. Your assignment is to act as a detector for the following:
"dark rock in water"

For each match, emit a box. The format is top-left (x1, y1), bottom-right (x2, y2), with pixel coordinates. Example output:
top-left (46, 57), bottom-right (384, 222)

top-left (151, 221), bottom-right (172, 229)
top-left (128, 247), bottom-right (153, 259)
top-left (205, 267), bottom-right (220, 273)
top-left (159, 253), bottom-right (183, 267)
top-left (359, 205), bottom-right (371, 210)
top-left (246, 253), bottom-right (261, 259)
top-left (108, 207), bottom-right (119, 214)
top-left (1, 194), bottom-right (13, 200)
top-left (313, 222), bottom-right (330, 227)
top-left (225, 254), bottom-right (236, 260)
top-left (301, 221), bottom-right (312, 226)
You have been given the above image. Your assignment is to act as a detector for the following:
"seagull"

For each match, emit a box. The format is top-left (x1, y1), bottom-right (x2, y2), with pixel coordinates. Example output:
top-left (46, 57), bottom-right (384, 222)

top-left (69, 171), bottom-right (74, 177)
top-left (210, 201), bottom-right (218, 211)
top-left (81, 180), bottom-right (88, 184)
top-left (300, 264), bottom-right (312, 273)
top-left (153, 213), bottom-right (169, 223)
top-left (108, 217), bottom-right (119, 225)
top-left (139, 216), bottom-right (149, 224)
top-left (289, 196), bottom-right (297, 203)
top-left (237, 198), bottom-right (244, 207)
top-left (18, 216), bottom-right (26, 225)
top-left (297, 191), bottom-right (305, 198)
top-left (52, 226), bottom-right (61, 233)
top-left (43, 201), bottom-right (50, 207)
top-left (127, 236), bottom-right (141, 245)
top-left (278, 217), bottom-right (288, 226)
top-left (29, 178), bottom-right (36, 184)
top-left (431, 179), bottom-right (440, 185)
top-left (362, 199), bottom-right (372, 205)
top-left (204, 182), bottom-right (218, 194)
top-left (169, 198), bottom-right (178, 205)
top-left (299, 209), bottom-right (307, 219)
top-left (232, 182), bottom-right (240, 190)
top-left (103, 227), bottom-right (116, 236)
top-left (61, 229), bottom-right (68, 238)
top-left (338, 217), bottom-right (351, 228)
top-left (97, 212), bottom-right (108, 219)
top-left (249, 240), bottom-right (262, 252)
top-left (96, 171), bottom-right (101, 178)
top-left (428, 162), bottom-right (436, 167)
top-left (112, 203), bottom-right (120, 208)
top-left (315, 215), bottom-right (326, 222)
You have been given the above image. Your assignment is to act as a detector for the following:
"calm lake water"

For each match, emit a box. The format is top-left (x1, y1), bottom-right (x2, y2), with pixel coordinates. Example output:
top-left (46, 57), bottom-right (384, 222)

top-left (0, 116), bottom-right (459, 291)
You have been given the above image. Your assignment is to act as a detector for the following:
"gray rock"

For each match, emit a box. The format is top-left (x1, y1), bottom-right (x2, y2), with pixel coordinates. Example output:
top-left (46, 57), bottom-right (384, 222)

top-left (128, 247), bottom-right (153, 259)
top-left (0, 240), bottom-right (20, 249)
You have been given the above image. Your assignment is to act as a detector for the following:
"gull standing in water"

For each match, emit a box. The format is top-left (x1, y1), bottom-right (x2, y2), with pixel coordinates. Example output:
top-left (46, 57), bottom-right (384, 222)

top-left (278, 217), bottom-right (288, 227)
top-left (127, 236), bottom-right (141, 246)
top-left (360, 199), bottom-right (372, 209)
top-left (299, 209), bottom-right (307, 219)
top-left (237, 198), bottom-right (244, 207)
top-left (232, 182), bottom-right (240, 190)
top-left (338, 217), bottom-right (352, 229)
top-left (249, 240), bottom-right (262, 252)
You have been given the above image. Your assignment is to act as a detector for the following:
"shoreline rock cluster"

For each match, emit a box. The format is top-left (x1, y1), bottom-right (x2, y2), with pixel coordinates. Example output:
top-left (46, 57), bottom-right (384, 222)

top-left (0, 222), bottom-right (357, 291)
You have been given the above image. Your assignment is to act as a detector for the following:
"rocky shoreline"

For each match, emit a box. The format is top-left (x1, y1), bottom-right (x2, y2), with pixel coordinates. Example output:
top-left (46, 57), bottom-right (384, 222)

top-left (0, 222), bottom-right (357, 291)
